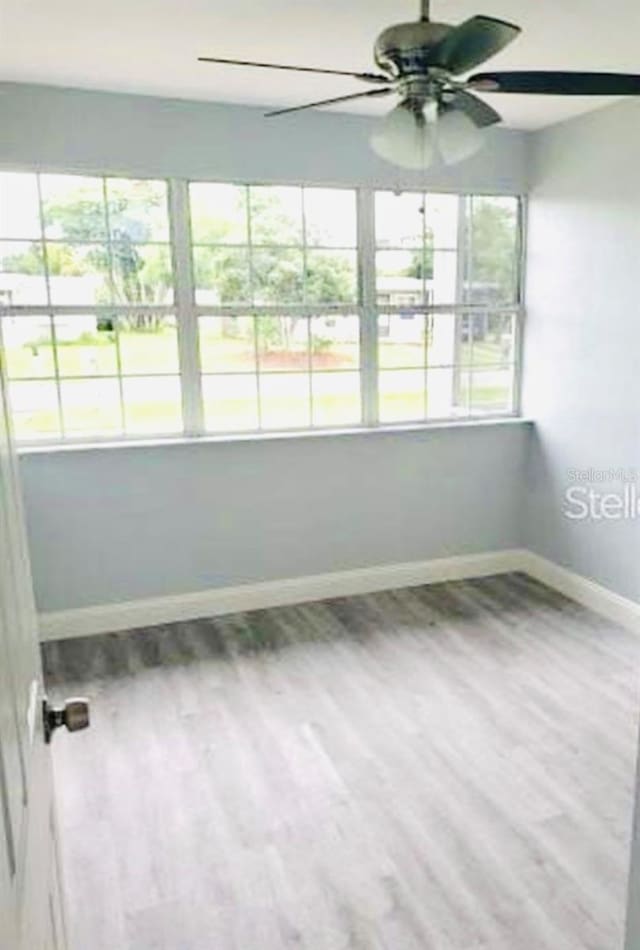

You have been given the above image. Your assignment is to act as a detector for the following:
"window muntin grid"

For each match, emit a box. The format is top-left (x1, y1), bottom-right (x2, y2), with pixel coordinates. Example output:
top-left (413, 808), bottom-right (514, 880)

top-left (377, 311), bottom-right (517, 424)
top-left (374, 190), bottom-right (521, 424)
top-left (189, 183), bottom-right (358, 310)
top-left (198, 313), bottom-right (362, 433)
top-left (0, 171), bottom-right (523, 444)
top-left (0, 172), bottom-right (181, 440)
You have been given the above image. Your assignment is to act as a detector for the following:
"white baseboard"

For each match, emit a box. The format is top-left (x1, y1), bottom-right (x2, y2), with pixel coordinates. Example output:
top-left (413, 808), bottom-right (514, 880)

top-left (38, 548), bottom-right (526, 642)
top-left (519, 551), bottom-right (640, 635)
top-left (38, 547), bottom-right (640, 643)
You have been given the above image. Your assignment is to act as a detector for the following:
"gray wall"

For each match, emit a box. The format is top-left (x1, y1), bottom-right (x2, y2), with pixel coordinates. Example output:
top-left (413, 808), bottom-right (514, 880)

top-left (523, 98), bottom-right (640, 950)
top-left (20, 424), bottom-right (528, 611)
top-left (0, 82), bottom-right (527, 193)
top-left (523, 98), bottom-right (640, 604)
top-left (0, 82), bottom-right (530, 613)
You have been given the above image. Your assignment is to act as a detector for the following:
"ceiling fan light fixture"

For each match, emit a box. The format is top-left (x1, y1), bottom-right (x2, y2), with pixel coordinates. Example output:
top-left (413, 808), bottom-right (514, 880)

top-left (435, 107), bottom-right (483, 164)
top-left (370, 100), bottom-right (436, 170)
top-left (371, 98), bottom-right (483, 171)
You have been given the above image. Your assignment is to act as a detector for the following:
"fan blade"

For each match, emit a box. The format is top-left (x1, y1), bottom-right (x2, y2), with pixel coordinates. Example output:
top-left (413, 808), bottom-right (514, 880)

top-left (430, 16), bottom-right (521, 75)
top-left (198, 56), bottom-right (390, 84)
top-left (265, 87), bottom-right (393, 118)
top-left (468, 71), bottom-right (640, 95)
top-left (443, 90), bottom-right (501, 127)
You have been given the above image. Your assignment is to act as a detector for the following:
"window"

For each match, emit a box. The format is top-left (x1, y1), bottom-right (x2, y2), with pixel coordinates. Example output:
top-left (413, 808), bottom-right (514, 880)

top-left (190, 183), bottom-right (360, 431)
top-left (375, 191), bottom-right (520, 423)
top-left (0, 173), bottom-right (181, 440)
top-left (0, 172), bottom-right (523, 444)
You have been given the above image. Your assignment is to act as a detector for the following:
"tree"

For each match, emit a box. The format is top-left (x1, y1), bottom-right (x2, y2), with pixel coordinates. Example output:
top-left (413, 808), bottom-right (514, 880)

top-left (406, 236), bottom-right (434, 281)
top-left (6, 181), bottom-right (172, 330)
top-left (193, 190), bottom-right (355, 352)
top-left (467, 199), bottom-right (516, 303)
top-left (7, 181), bottom-right (354, 348)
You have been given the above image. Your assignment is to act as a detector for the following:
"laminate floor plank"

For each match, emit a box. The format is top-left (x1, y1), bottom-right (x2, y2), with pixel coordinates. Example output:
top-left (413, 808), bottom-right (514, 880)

top-left (43, 573), bottom-right (640, 950)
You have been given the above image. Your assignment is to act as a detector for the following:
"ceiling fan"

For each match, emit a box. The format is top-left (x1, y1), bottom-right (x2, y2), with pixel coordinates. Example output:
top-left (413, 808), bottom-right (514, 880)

top-left (199, 0), bottom-right (640, 170)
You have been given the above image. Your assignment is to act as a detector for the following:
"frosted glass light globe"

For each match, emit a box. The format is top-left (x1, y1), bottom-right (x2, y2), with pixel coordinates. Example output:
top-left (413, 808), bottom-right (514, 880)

top-left (370, 102), bottom-right (436, 170)
top-left (370, 98), bottom-right (484, 170)
top-left (436, 108), bottom-right (483, 164)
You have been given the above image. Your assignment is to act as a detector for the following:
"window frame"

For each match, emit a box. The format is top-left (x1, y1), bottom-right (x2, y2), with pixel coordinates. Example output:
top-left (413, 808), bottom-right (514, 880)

top-left (0, 170), bottom-right (526, 446)
top-left (373, 190), bottom-right (524, 426)
top-left (0, 171), bottom-right (183, 442)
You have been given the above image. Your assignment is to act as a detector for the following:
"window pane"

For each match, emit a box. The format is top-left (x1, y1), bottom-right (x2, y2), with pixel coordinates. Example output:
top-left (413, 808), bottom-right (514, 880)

top-left (375, 192), bottom-right (424, 248)
top-left (469, 366), bottom-right (513, 414)
top-left (253, 249), bottom-right (303, 304)
top-left (423, 194), bottom-right (459, 249)
top-left (465, 196), bottom-right (519, 305)
top-left (2, 316), bottom-right (55, 378)
top-left (190, 183), bottom-right (248, 245)
top-left (106, 178), bottom-right (170, 242)
top-left (310, 315), bottom-right (360, 370)
top-left (0, 174), bottom-right (41, 239)
top-left (257, 316), bottom-right (308, 371)
top-left (54, 317), bottom-right (117, 376)
top-left (376, 250), bottom-right (425, 306)
top-left (118, 316), bottom-right (179, 374)
top-left (427, 313), bottom-right (459, 367)
top-left (312, 372), bottom-right (360, 427)
top-left (60, 378), bottom-right (122, 435)
top-left (460, 312), bottom-right (516, 366)
top-left (259, 373), bottom-right (310, 428)
top-left (202, 374), bottom-right (258, 431)
top-left (0, 241), bottom-right (47, 306)
top-left (430, 250), bottom-right (458, 304)
top-left (47, 244), bottom-right (111, 306)
top-left (110, 243), bottom-right (174, 307)
top-left (378, 313), bottom-right (425, 369)
top-left (304, 189), bottom-right (356, 247)
top-left (199, 316), bottom-right (256, 373)
top-left (426, 367), bottom-right (466, 419)
top-left (122, 377), bottom-right (182, 434)
top-left (379, 369), bottom-right (425, 423)
top-left (40, 175), bottom-right (107, 242)
top-left (305, 250), bottom-right (357, 304)
top-left (9, 381), bottom-right (60, 440)
top-left (193, 246), bottom-right (250, 306)
top-left (250, 186), bottom-right (302, 246)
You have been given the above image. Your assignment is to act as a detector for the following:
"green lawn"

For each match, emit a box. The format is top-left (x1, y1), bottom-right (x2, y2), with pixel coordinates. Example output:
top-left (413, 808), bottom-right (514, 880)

top-left (5, 326), bottom-right (179, 378)
top-left (4, 327), bottom-right (512, 439)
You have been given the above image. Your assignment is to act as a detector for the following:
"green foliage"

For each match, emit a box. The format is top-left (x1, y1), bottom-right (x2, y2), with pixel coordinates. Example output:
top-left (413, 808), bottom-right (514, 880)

top-left (44, 195), bottom-right (106, 242)
top-left (468, 199), bottom-right (516, 300)
top-left (6, 181), bottom-right (172, 330)
top-left (311, 334), bottom-right (333, 355)
top-left (305, 253), bottom-right (354, 304)
top-left (4, 244), bottom-right (44, 275)
top-left (406, 239), bottom-right (434, 281)
top-left (253, 249), bottom-right (303, 304)
top-left (193, 190), bottom-right (355, 354)
top-left (195, 190), bottom-right (354, 312)
top-left (47, 244), bottom-right (90, 276)
top-left (258, 315), bottom-right (291, 352)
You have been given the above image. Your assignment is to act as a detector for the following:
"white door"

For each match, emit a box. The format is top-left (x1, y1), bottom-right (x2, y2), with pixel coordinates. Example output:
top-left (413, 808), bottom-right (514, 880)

top-left (0, 351), bottom-right (68, 949)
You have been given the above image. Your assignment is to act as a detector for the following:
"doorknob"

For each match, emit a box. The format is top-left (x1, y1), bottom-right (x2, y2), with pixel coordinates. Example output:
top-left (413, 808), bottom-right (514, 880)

top-left (43, 697), bottom-right (90, 744)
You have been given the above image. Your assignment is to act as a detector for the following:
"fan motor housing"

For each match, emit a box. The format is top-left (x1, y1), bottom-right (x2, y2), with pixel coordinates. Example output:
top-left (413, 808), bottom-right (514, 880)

top-left (374, 20), bottom-right (453, 77)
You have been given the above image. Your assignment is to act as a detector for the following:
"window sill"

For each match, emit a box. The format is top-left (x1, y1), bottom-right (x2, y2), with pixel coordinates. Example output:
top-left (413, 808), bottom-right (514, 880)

top-left (17, 416), bottom-right (534, 456)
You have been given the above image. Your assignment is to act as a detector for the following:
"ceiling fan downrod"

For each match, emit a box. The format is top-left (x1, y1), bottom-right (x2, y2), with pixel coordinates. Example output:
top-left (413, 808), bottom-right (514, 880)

top-left (420, 0), bottom-right (430, 21)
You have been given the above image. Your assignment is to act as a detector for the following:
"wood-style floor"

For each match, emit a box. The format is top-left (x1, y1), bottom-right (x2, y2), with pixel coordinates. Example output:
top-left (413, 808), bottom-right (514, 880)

top-left (43, 573), bottom-right (640, 950)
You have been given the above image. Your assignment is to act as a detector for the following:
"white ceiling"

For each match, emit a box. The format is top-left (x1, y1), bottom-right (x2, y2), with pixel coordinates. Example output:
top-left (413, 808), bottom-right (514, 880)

top-left (2, 0), bottom-right (640, 130)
